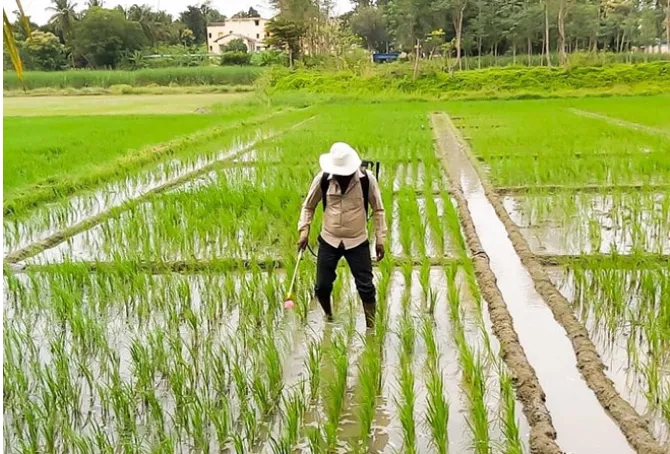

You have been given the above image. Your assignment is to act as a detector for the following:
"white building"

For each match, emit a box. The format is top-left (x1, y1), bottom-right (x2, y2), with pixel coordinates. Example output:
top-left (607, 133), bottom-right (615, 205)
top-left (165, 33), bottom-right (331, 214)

top-left (207, 17), bottom-right (269, 54)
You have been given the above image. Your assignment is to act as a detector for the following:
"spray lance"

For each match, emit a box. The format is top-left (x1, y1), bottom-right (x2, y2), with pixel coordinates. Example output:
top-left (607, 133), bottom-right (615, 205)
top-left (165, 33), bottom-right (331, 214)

top-left (283, 249), bottom-right (304, 310)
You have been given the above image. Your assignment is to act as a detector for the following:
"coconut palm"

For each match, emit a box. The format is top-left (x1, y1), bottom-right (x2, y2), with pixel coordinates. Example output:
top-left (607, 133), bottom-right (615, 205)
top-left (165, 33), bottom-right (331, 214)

top-left (128, 4), bottom-right (156, 46)
top-left (47, 0), bottom-right (78, 42)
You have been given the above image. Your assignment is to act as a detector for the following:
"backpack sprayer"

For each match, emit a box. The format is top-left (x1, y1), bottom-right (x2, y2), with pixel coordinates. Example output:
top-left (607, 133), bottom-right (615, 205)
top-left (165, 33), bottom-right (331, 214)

top-left (306, 159), bottom-right (380, 258)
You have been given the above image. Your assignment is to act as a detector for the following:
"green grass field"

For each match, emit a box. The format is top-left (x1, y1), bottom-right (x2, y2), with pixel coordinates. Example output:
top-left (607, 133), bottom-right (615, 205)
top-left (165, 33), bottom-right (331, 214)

top-left (4, 115), bottom-right (220, 194)
top-left (2, 96), bottom-right (281, 214)
top-left (2, 93), bottom-right (250, 116)
top-left (447, 96), bottom-right (670, 186)
top-left (566, 95), bottom-right (670, 129)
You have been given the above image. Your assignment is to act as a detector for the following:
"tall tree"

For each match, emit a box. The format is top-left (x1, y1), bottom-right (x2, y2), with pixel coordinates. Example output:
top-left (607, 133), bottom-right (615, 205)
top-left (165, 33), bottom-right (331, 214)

top-left (232, 7), bottom-right (261, 18)
top-left (265, 16), bottom-right (306, 64)
top-left (350, 6), bottom-right (388, 51)
top-left (665, 0), bottom-right (670, 52)
top-left (128, 4), bottom-right (156, 46)
top-left (179, 5), bottom-right (206, 43)
top-left (47, 0), bottom-right (78, 43)
top-left (557, 0), bottom-right (574, 64)
top-left (72, 6), bottom-right (146, 67)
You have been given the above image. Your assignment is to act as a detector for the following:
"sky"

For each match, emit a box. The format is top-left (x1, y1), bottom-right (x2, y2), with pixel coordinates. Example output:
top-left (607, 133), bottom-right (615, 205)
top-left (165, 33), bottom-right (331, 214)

top-left (17, 0), bottom-right (354, 26)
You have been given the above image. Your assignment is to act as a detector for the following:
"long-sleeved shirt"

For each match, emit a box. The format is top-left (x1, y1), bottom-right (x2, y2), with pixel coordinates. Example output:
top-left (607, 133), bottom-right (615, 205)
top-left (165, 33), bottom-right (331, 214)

top-left (298, 169), bottom-right (386, 249)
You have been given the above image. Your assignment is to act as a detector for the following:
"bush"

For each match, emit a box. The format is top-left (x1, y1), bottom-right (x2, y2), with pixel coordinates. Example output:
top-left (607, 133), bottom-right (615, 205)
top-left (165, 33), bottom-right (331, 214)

top-left (266, 61), bottom-right (670, 95)
top-left (250, 50), bottom-right (289, 67)
top-left (223, 39), bottom-right (248, 53)
top-left (21, 32), bottom-right (67, 71)
top-left (220, 51), bottom-right (251, 66)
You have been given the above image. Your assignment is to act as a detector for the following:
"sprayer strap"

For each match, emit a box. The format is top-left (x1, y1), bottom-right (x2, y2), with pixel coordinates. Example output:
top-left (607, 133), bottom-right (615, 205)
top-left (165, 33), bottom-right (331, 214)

top-left (320, 171), bottom-right (370, 217)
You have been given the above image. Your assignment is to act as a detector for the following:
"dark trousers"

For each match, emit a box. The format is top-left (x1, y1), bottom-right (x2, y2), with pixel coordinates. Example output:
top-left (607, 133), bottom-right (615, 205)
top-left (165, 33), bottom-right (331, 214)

top-left (314, 236), bottom-right (376, 316)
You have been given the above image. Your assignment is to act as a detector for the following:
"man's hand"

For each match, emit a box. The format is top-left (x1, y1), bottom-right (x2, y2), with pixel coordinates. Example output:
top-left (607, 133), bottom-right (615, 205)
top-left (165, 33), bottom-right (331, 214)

top-left (297, 230), bottom-right (309, 251)
top-left (375, 243), bottom-right (385, 261)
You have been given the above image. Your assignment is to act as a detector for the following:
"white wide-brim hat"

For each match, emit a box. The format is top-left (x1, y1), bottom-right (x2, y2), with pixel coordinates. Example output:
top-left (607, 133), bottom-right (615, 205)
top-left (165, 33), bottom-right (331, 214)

top-left (319, 142), bottom-right (362, 176)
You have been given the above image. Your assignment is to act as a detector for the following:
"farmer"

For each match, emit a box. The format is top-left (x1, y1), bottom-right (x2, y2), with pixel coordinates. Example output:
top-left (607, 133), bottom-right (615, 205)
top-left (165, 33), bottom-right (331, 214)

top-left (297, 142), bottom-right (386, 328)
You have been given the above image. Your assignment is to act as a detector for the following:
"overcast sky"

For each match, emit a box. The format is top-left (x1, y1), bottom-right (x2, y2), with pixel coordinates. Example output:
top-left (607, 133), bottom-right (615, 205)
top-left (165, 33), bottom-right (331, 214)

top-left (18, 0), bottom-right (354, 26)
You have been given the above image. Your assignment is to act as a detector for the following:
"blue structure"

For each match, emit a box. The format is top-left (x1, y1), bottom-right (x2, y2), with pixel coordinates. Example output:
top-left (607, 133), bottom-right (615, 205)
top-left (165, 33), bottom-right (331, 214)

top-left (372, 52), bottom-right (400, 63)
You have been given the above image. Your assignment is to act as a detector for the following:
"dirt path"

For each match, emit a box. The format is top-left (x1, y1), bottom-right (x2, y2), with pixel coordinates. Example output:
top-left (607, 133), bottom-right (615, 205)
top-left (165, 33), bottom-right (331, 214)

top-left (570, 109), bottom-right (670, 137)
top-left (434, 112), bottom-right (665, 454)
top-left (4, 117), bottom-right (316, 265)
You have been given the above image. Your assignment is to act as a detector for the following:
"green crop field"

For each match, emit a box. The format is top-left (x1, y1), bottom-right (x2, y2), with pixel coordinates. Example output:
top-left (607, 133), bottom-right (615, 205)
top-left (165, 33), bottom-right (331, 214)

top-left (3, 93), bottom-right (670, 453)
top-left (2, 93), bottom-right (251, 116)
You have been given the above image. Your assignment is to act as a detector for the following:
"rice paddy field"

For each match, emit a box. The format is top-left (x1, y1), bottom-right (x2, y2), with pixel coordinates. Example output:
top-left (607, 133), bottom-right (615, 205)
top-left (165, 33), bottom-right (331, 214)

top-left (3, 93), bottom-right (669, 453)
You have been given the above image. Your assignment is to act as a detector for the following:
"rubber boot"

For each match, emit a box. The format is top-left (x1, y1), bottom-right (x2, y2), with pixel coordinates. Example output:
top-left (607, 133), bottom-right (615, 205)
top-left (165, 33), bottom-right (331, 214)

top-left (318, 295), bottom-right (334, 322)
top-left (363, 302), bottom-right (376, 329)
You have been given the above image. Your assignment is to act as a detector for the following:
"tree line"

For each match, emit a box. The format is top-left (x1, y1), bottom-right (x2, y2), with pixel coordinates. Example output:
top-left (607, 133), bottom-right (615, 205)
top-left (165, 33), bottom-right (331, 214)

top-left (267, 0), bottom-right (669, 67)
top-left (4, 0), bottom-right (670, 71)
top-left (4, 0), bottom-right (232, 69)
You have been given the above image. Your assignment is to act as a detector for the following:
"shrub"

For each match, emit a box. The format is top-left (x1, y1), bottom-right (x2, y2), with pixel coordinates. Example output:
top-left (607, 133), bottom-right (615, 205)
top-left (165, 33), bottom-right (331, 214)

top-left (223, 39), bottom-right (248, 53)
top-left (220, 51), bottom-right (252, 66)
top-left (21, 32), bottom-right (68, 71)
top-left (266, 61), bottom-right (670, 95)
top-left (250, 50), bottom-right (289, 67)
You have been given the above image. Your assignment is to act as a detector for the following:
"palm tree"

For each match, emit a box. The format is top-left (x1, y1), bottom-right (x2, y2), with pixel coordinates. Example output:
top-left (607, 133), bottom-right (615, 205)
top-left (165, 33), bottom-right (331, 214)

top-left (47, 0), bottom-right (78, 43)
top-left (128, 4), bottom-right (156, 46)
top-left (86, 0), bottom-right (103, 7)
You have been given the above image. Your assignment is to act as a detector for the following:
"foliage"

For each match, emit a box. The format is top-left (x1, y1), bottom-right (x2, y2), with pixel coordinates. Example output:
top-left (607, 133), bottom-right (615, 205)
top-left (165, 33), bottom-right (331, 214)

top-left (250, 50), bottom-right (289, 66)
top-left (350, 7), bottom-right (388, 51)
top-left (180, 28), bottom-right (196, 47)
top-left (267, 61), bottom-right (670, 95)
top-left (220, 51), bottom-right (251, 66)
top-left (232, 7), bottom-right (261, 18)
top-left (224, 38), bottom-right (248, 53)
top-left (47, 0), bottom-right (77, 42)
top-left (20, 31), bottom-right (67, 70)
top-left (265, 16), bottom-right (307, 62)
top-left (179, 3), bottom-right (223, 44)
top-left (71, 7), bottom-right (147, 68)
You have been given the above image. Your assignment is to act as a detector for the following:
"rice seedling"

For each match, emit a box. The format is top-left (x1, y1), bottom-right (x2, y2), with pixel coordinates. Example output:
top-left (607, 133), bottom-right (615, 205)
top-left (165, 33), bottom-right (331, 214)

top-left (306, 338), bottom-right (323, 402)
top-left (396, 347), bottom-right (417, 454)
top-left (421, 317), bottom-right (450, 454)
top-left (322, 331), bottom-right (350, 450)
top-left (499, 372), bottom-right (524, 454)
top-left (353, 332), bottom-right (382, 449)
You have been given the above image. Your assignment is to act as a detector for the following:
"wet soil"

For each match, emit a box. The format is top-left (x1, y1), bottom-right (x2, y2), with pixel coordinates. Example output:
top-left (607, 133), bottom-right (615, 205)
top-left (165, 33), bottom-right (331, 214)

top-left (433, 112), bottom-right (665, 454)
top-left (546, 266), bottom-right (670, 447)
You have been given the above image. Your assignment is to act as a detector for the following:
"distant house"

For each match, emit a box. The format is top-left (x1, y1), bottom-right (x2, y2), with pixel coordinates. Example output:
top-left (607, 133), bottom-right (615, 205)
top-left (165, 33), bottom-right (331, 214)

top-left (207, 17), bottom-right (269, 54)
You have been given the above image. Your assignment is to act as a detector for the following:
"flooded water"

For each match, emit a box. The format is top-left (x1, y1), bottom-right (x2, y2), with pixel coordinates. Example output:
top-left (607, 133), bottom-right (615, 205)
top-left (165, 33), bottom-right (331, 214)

top-left (547, 266), bottom-right (670, 446)
top-left (5, 116), bottom-right (316, 264)
top-left (503, 193), bottom-right (670, 255)
top-left (4, 137), bottom-right (262, 256)
top-left (445, 125), bottom-right (636, 454)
